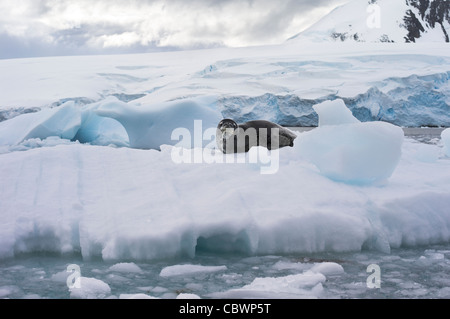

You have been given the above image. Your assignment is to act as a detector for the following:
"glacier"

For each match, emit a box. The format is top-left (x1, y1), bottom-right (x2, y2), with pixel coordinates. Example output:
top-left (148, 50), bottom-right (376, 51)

top-left (218, 71), bottom-right (450, 127)
top-left (1, 43), bottom-right (449, 129)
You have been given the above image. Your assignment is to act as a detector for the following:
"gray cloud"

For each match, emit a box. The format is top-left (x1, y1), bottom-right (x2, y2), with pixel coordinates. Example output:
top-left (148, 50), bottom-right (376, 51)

top-left (0, 0), bottom-right (348, 59)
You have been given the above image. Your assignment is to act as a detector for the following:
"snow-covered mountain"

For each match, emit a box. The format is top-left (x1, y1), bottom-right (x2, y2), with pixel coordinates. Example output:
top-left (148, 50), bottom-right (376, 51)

top-left (290, 0), bottom-right (450, 43)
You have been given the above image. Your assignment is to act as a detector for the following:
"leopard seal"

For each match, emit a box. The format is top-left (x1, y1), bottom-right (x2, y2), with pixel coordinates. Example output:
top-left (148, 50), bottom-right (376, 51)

top-left (216, 119), bottom-right (297, 153)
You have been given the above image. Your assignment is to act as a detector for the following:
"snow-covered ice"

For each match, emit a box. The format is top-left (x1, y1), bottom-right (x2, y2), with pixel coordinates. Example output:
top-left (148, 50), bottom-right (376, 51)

top-left (0, 99), bottom-right (449, 261)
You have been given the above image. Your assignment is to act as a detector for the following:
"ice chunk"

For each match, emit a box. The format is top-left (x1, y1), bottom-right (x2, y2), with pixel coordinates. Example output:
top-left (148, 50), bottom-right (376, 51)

top-left (95, 97), bottom-right (222, 150)
top-left (0, 102), bottom-right (81, 146)
top-left (313, 99), bottom-right (360, 126)
top-left (159, 264), bottom-right (227, 277)
top-left (119, 293), bottom-right (158, 299)
top-left (298, 99), bottom-right (404, 184)
top-left (108, 262), bottom-right (143, 273)
top-left (442, 128), bottom-right (450, 157)
top-left (209, 271), bottom-right (326, 299)
top-left (176, 293), bottom-right (201, 299)
top-left (50, 269), bottom-right (70, 283)
top-left (69, 277), bottom-right (111, 299)
top-left (310, 262), bottom-right (345, 275)
top-left (272, 261), bottom-right (311, 272)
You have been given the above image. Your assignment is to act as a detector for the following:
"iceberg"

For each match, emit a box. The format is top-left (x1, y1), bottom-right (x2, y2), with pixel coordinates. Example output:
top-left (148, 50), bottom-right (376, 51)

top-left (0, 102), bottom-right (81, 146)
top-left (297, 99), bottom-right (404, 185)
top-left (0, 96), bottom-right (222, 150)
top-left (94, 97), bottom-right (222, 150)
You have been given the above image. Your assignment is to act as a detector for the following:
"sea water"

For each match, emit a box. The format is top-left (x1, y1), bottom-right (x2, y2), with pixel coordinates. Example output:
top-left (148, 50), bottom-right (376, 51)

top-left (1, 244), bottom-right (450, 299)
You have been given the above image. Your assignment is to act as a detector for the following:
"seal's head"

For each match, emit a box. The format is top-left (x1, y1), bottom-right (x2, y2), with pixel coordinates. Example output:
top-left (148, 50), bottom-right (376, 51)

top-left (216, 119), bottom-right (238, 153)
top-left (217, 119), bottom-right (238, 138)
top-left (217, 119), bottom-right (237, 130)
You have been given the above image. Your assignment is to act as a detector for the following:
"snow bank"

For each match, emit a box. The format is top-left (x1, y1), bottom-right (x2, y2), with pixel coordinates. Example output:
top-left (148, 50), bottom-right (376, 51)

top-left (298, 99), bottom-right (404, 184)
top-left (442, 128), bottom-right (450, 157)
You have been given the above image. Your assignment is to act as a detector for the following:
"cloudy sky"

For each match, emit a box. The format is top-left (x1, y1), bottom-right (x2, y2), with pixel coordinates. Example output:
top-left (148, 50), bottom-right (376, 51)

top-left (0, 0), bottom-right (348, 59)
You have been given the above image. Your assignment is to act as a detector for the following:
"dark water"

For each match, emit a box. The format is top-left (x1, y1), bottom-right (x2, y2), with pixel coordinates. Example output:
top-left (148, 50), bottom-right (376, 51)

top-left (1, 244), bottom-right (450, 299)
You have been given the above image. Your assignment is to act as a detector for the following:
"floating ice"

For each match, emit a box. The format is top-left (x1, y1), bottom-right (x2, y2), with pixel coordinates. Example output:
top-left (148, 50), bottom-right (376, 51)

top-left (310, 262), bottom-right (345, 276)
top-left (209, 271), bottom-right (326, 299)
top-left (119, 293), bottom-right (158, 299)
top-left (298, 99), bottom-right (404, 184)
top-left (0, 136), bottom-right (450, 261)
top-left (160, 264), bottom-right (227, 277)
top-left (176, 293), bottom-right (201, 299)
top-left (108, 262), bottom-right (143, 274)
